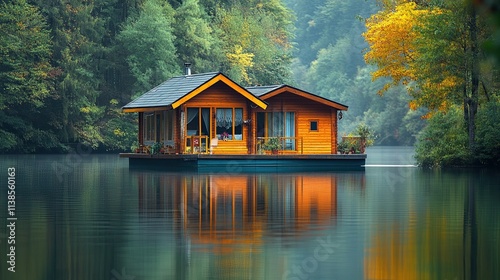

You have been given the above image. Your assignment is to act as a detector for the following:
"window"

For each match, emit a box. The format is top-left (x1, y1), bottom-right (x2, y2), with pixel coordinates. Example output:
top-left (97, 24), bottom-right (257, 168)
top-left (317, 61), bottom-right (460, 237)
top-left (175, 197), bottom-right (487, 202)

top-left (163, 110), bottom-right (174, 144)
top-left (260, 112), bottom-right (295, 150)
top-left (187, 108), bottom-right (210, 136)
top-left (310, 120), bottom-right (318, 131)
top-left (216, 108), bottom-right (243, 140)
top-left (144, 111), bottom-right (175, 144)
top-left (144, 113), bottom-right (155, 142)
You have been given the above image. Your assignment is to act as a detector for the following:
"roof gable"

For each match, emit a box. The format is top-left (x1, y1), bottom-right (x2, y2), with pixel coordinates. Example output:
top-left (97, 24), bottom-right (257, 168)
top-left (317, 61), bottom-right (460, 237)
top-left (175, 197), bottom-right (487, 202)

top-left (123, 72), bottom-right (267, 112)
top-left (246, 85), bottom-right (348, 111)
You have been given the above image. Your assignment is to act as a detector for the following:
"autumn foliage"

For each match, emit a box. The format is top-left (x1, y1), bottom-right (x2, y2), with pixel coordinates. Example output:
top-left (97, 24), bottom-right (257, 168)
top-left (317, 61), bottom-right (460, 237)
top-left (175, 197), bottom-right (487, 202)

top-left (363, 2), bottom-right (425, 94)
top-left (364, 0), bottom-right (500, 165)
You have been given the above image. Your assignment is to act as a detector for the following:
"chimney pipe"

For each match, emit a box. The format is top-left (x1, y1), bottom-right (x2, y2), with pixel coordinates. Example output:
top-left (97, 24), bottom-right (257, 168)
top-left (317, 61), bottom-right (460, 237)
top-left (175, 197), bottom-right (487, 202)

top-left (184, 63), bottom-right (191, 76)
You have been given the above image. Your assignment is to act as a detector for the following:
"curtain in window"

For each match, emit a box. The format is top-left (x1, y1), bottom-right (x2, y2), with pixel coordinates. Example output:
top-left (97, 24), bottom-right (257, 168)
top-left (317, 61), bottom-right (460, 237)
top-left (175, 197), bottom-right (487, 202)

top-left (187, 108), bottom-right (198, 125)
top-left (267, 112), bottom-right (283, 137)
top-left (216, 108), bottom-right (232, 129)
top-left (165, 110), bottom-right (174, 143)
top-left (144, 113), bottom-right (155, 141)
top-left (285, 112), bottom-right (295, 150)
top-left (201, 108), bottom-right (210, 135)
top-left (266, 112), bottom-right (295, 150)
top-left (234, 108), bottom-right (243, 126)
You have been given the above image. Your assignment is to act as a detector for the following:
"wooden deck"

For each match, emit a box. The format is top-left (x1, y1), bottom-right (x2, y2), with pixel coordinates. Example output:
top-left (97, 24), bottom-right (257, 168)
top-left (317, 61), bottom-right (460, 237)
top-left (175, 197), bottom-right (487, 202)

top-left (120, 153), bottom-right (366, 172)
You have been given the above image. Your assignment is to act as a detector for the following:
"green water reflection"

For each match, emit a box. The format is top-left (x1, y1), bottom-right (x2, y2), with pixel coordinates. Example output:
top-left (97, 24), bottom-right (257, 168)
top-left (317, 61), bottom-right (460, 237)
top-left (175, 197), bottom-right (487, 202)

top-left (0, 152), bottom-right (498, 280)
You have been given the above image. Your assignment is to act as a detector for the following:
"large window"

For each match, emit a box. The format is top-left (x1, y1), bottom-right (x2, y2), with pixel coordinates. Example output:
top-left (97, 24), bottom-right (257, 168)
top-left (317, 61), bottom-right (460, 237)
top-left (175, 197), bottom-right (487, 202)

top-left (144, 111), bottom-right (175, 144)
top-left (187, 108), bottom-right (210, 136)
top-left (257, 112), bottom-right (295, 150)
top-left (144, 113), bottom-right (155, 142)
top-left (162, 110), bottom-right (175, 145)
top-left (216, 108), bottom-right (243, 140)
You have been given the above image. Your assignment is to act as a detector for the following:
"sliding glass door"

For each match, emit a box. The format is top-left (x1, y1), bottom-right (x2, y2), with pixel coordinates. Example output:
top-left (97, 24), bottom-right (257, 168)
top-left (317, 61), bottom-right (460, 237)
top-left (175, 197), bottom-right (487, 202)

top-left (187, 108), bottom-right (210, 137)
top-left (257, 112), bottom-right (296, 150)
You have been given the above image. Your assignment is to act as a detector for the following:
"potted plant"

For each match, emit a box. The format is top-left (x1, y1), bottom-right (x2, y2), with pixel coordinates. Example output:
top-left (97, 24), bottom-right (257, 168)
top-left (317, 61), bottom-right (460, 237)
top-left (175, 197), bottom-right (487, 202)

top-left (263, 137), bottom-right (282, 154)
top-left (337, 140), bottom-right (349, 154)
top-left (150, 142), bottom-right (163, 155)
top-left (131, 141), bottom-right (141, 153)
top-left (355, 123), bottom-right (374, 153)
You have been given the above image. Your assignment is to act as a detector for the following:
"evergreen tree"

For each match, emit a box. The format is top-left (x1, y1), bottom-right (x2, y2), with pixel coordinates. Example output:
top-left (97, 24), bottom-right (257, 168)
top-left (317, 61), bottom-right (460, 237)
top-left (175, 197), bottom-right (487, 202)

top-left (32, 0), bottom-right (106, 148)
top-left (0, 0), bottom-right (57, 151)
top-left (117, 0), bottom-right (179, 97)
top-left (173, 0), bottom-right (219, 73)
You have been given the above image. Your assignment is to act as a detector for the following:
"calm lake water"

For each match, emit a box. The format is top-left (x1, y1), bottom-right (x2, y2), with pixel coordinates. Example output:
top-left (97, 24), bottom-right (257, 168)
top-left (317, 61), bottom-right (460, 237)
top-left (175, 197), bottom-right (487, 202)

top-left (1, 146), bottom-right (499, 280)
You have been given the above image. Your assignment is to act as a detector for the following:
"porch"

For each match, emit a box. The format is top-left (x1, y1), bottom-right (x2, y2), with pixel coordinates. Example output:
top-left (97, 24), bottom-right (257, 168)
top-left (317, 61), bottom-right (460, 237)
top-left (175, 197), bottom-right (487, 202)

top-left (135, 136), bottom-right (306, 155)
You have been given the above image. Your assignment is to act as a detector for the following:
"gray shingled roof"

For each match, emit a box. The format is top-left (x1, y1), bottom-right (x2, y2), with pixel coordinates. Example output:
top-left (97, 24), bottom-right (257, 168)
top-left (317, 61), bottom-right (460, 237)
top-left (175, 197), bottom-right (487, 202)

top-left (122, 72), bottom-right (220, 109)
top-left (245, 85), bottom-right (284, 97)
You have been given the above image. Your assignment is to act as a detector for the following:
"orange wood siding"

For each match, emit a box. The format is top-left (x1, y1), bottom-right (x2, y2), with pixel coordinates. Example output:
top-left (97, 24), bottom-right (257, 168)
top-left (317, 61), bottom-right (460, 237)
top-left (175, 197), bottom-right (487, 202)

top-left (258, 92), bottom-right (336, 154)
top-left (183, 81), bottom-right (250, 154)
top-left (331, 109), bottom-right (338, 154)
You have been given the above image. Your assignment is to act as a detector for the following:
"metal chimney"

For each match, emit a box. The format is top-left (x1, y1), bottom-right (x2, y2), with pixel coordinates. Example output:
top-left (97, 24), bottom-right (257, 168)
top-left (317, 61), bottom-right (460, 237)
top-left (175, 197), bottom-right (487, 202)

top-left (184, 63), bottom-right (192, 76)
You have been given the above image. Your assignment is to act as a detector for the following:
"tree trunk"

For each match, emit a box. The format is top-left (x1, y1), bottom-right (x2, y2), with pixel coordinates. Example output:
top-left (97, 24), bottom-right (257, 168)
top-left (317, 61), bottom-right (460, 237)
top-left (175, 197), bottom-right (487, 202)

top-left (468, 3), bottom-right (479, 153)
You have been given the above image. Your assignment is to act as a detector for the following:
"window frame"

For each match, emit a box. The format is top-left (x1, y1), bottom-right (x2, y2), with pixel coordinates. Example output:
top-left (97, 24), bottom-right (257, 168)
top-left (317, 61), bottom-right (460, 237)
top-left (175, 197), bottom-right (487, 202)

top-left (215, 107), bottom-right (243, 141)
top-left (144, 113), bottom-right (155, 143)
top-left (264, 111), bottom-right (296, 150)
top-left (309, 120), bottom-right (319, 132)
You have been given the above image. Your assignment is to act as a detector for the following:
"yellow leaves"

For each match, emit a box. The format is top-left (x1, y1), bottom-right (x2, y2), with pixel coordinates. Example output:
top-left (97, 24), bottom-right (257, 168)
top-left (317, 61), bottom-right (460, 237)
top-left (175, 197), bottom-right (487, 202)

top-left (409, 100), bottom-right (418, 111)
top-left (226, 45), bottom-right (254, 83)
top-left (227, 45), bottom-right (254, 68)
top-left (80, 107), bottom-right (91, 114)
top-left (113, 128), bottom-right (125, 137)
top-left (80, 106), bottom-right (101, 114)
top-left (364, 2), bottom-right (426, 87)
top-left (364, 1), bottom-right (456, 112)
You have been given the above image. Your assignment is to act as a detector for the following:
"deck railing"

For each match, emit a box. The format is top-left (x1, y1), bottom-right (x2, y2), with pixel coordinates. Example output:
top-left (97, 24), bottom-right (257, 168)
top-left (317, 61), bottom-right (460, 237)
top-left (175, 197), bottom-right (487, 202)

top-left (256, 137), bottom-right (304, 154)
top-left (184, 135), bottom-right (209, 154)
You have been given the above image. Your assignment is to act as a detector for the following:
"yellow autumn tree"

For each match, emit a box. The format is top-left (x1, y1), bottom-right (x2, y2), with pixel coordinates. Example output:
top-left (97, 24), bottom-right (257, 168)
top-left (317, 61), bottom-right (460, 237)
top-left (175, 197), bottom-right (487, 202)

top-left (226, 45), bottom-right (255, 83)
top-left (363, 1), bottom-right (455, 117)
top-left (363, 1), bottom-right (428, 95)
top-left (365, 1), bottom-right (493, 153)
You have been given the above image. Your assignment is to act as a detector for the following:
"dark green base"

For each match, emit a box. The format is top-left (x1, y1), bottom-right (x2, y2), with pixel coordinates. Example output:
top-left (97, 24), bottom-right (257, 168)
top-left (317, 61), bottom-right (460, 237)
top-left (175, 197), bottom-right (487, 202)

top-left (121, 154), bottom-right (366, 172)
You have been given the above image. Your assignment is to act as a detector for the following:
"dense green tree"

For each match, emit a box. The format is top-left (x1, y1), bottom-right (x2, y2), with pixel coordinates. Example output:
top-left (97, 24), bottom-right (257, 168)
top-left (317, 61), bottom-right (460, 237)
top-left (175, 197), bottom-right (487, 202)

top-left (475, 97), bottom-right (500, 165)
top-left (0, 0), bottom-right (58, 151)
top-left (214, 1), bottom-right (293, 85)
top-left (32, 0), bottom-right (106, 148)
top-left (415, 106), bottom-right (470, 167)
top-left (117, 0), bottom-right (179, 97)
top-left (173, 0), bottom-right (219, 72)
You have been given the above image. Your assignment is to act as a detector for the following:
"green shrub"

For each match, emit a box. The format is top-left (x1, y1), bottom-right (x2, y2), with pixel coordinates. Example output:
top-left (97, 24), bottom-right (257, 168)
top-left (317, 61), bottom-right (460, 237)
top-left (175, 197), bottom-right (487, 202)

top-left (475, 98), bottom-right (500, 165)
top-left (415, 106), bottom-right (470, 167)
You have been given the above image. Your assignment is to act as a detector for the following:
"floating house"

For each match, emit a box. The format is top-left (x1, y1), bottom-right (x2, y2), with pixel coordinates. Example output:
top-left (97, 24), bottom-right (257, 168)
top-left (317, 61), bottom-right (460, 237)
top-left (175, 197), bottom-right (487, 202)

top-left (120, 65), bottom-right (366, 171)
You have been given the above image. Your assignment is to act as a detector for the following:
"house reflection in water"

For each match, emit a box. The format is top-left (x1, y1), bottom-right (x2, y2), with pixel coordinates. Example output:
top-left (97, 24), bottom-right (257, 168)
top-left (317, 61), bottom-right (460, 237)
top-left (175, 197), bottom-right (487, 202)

top-left (137, 172), bottom-right (338, 247)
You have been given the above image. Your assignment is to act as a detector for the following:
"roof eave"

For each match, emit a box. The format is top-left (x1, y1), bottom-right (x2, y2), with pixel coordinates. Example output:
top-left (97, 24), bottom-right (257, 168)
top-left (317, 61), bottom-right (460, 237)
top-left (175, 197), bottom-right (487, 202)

top-left (170, 73), bottom-right (267, 110)
top-left (259, 85), bottom-right (348, 110)
top-left (122, 105), bottom-right (173, 113)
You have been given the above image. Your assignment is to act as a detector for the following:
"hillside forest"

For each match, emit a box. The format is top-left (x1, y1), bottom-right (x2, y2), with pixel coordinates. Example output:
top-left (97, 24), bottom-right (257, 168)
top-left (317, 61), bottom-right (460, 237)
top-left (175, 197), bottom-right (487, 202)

top-left (1, 0), bottom-right (499, 166)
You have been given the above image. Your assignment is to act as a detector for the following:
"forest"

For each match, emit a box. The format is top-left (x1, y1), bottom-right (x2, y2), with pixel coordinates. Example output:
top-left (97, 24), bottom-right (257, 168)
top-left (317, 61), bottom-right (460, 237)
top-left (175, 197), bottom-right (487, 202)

top-left (1, 0), bottom-right (499, 166)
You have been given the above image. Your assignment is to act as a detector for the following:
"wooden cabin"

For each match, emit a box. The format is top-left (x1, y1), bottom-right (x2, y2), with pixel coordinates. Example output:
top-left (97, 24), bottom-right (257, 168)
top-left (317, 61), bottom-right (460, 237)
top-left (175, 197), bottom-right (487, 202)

top-left (122, 68), bottom-right (348, 155)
